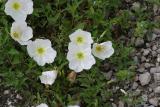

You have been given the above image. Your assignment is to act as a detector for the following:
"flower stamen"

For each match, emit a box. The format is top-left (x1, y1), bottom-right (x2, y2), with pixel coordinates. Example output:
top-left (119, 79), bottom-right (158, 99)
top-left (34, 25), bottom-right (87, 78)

top-left (12, 2), bottom-right (21, 11)
top-left (37, 47), bottom-right (45, 56)
top-left (76, 36), bottom-right (84, 45)
top-left (95, 45), bottom-right (105, 53)
top-left (75, 52), bottom-right (85, 60)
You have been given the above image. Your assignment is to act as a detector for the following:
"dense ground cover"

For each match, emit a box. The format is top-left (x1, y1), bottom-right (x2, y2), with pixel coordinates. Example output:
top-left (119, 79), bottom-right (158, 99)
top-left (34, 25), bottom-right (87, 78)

top-left (0, 0), bottom-right (160, 107)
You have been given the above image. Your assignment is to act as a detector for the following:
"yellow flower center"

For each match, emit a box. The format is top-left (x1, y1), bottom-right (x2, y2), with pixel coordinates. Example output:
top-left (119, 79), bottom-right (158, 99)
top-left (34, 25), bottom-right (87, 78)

top-left (95, 45), bottom-right (105, 53)
top-left (75, 52), bottom-right (85, 60)
top-left (12, 32), bottom-right (20, 39)
top-left (76, 36), bottom-right (85, 45)
top-left (36, 47), bottom-right (45, 56)
top-left (12, 2), bottom-right (21, 11)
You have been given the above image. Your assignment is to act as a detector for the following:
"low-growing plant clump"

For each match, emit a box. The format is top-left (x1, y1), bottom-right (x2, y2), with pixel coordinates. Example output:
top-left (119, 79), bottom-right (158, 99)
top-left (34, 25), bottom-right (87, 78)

top-left (0, 0), bottom-right (159, 107)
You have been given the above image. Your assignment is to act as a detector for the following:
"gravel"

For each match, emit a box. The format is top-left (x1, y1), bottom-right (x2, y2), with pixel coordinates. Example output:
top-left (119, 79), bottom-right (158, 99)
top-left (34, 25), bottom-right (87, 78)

top-left (139, 72), bottom-right (151, 86)
top-left (149, 97), bottom-right (158, 106)
top-left (135, 38), bottom-right (144, 47)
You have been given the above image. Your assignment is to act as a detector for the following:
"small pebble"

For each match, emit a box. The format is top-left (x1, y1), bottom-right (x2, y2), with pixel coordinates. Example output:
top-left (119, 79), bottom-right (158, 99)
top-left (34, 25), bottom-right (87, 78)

top-left (139, 72), bottom-right (151, 86)
top-left (154, 86), bottom-right (160, 94)
top-left (4, 90), bottom-right (10, 95)
top-left (149, 97), bottom-right (158, 106)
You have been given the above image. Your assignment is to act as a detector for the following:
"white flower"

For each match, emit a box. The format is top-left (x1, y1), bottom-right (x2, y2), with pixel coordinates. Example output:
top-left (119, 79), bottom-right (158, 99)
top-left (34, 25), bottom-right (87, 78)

top-left (36, 103), bottom-right (48, 107)
top-left (39, 70), bottom-right (58, 85)
top-left (11, 21), bottom-right (33, 45)
top-left (67, 43), bottom-right (95, 72)
top-left (27, 39), bottom-right (57, 66)
top-left (68, 105), bottom-right (80, 107)
top-left (69, 29), bottom-right (93, 46)
top-left (5, 0), bottom-right (33, 21)
top-left (92, 41), bottom-right (114, 60)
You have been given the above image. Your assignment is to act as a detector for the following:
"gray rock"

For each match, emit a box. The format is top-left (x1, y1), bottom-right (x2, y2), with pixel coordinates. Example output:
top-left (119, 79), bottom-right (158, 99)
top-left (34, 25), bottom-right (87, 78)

top-left (154, 73), bottom-right (160, 86)
top-left (149, 88), bottom-right (153, 92)
top-left (154, 86), bottom-right (160, 94)
top-left (153, 28), bottom-right (160, 35)
top-left (157, 49), bottom-right (160, 54)
top-left (133, 89), bottom-right (141, 96)
top-left (118, 101), bottom-right (124, 107)
top-left (143, 49), bottom-right (150, 56)
top-left (112, 103), bottom-right (117, 107)
top-left (132, 82), bottom-right (138, 90)
top-left (16, 94), bottom-right (22, 100)
top-left (146, 43), bottom-right (151, 48)
top-left (141, 56), bottom-right (146, 62)
top-left (149, 83), bottom-right (157, 90)
top-left (133, 56), bottom-right (139, 64)
top-left (144, 63), bottom-right (151, 68)
top-left (142, 94), bottom-right (148, 102)
top-left (148, 92), bottom-right (155, 98)
top-left (152, 45), bottom-right (157, 51)
top-left (139, 72), bottom-right (151, 86)
top-left (137, 67), bottom-right (145, 73)
top-left (157, 56), bottom-right (160, 62)
top-left (135, 38), bottom-right (144, 47)
top-left (103, 70), bottom-right (113, 80)
top-left (148, 106), bottom-right (154, 107)
top-left (150, 67), bottom-right (158, 74)
top-left (132, 2), bottom-right (140, 10)
top-left (150, 67), bottom-right (160, 73)
top-left (4, 90), bottom-right (10, 95)
top-left (152, 33), bottom-right (158, 41)
top-left (149, 97), bottom-right (158, 106)
top-left (152, 51), bottom-right (157, 57)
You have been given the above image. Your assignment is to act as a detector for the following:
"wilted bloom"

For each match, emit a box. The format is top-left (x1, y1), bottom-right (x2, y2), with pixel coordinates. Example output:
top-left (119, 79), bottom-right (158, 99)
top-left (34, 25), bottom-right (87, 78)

top-left (11, 21), bottom-right (33, 45)
top-left (69, 29), bottom-right (93, 47)
top-left (5, 0), bottom-right (33, 21)
top-left (67, 43), bottom-right (95, 72)
top-left (36, 103), bottom-right (48, 107)
top-left (39, 70), bottom-right (58, 85)
top-left (68, 105), bottom-right (80, 107)
top-left (92, 41), bottom-right (114, 60)
top-left (27, 39), bottom-right (57, 66)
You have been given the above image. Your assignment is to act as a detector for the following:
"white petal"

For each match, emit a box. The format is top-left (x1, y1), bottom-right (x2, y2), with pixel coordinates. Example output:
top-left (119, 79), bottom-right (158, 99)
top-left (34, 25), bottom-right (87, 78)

top-left (69, 60), bottom-right (83, 72)
top-left (104, 47), bottom-right (114, 58)
top-left (23, 0), bottom-right (33, 14)
top-left (68, 105), bottom-right (80, 107)
top-left (103, 41), bottom-right (112, 48)
top-left (35, 39), bottom-right (52, 48)
top-left (21, 26), bottom-right (33, 41)
top-left (36, 103), bottom-right (48, 107)
top-left (19, 40), bottom-right (32, 45)
top-left (44, 48), bottom-right (57, 63)
top-left (68, 42), bottom-right (91, 51)
top-left (34, 56), bottom-right (46, 66)
top-left (27, 40), bottom-right (36, 57)
top-left (82, 54), bottom-right (96, 70)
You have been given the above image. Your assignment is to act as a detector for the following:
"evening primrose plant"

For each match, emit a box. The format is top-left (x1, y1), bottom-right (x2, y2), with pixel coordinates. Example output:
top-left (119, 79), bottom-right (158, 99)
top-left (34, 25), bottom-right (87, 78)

top-left (4, 0), bottom-right (115, 106)
top-left (1, 0), bottom-right (155, 106)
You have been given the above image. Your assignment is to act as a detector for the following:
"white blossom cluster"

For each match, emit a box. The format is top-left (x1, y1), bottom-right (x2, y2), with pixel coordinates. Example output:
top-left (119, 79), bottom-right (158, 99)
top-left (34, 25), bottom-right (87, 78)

top-left (4, 0), bottom-right (114, 107)
top-left (5, 0), bottom-right (57, 66)
top-left (67, 29), bottom-right (114, 73)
